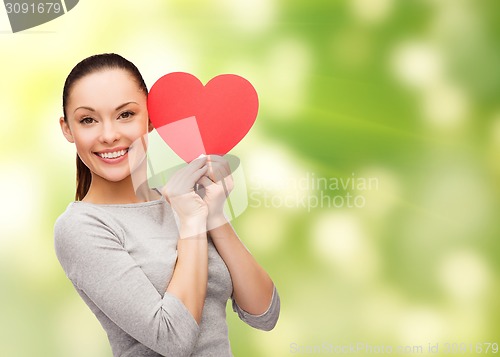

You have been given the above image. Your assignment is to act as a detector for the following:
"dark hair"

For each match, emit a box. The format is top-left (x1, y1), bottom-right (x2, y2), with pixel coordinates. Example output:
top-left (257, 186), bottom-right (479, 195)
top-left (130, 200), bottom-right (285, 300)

top-left (62, 53), bottom-right (148, 201)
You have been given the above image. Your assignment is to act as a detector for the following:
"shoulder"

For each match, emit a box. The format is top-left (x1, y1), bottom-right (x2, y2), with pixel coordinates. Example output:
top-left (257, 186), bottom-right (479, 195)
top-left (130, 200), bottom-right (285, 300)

top-left (54, 203), bottom-right (124, 267)
top-left (54, 202), bottom-right (121, 240)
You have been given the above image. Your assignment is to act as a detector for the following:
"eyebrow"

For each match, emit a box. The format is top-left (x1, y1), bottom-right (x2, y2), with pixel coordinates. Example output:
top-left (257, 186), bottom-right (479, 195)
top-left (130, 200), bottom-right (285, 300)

top-left (73, 101), bottom-right (139, 114)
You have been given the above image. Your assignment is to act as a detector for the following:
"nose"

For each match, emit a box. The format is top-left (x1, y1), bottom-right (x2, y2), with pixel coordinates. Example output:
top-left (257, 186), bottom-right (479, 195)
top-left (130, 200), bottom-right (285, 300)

top-left (100, 120), bottom-right (120, 143)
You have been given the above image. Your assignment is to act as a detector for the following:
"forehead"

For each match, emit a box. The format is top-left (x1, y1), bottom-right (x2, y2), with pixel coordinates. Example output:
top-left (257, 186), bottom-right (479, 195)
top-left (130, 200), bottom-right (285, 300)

top-left (68, 68), bottom-right (145, 109)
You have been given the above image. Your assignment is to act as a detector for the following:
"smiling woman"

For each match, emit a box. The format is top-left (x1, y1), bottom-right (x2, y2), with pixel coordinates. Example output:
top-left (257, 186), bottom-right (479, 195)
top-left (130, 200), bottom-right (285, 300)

top-left (54, 53), bottom-right (280, 357)
top-left (59, 55), bottom-right (150, 202)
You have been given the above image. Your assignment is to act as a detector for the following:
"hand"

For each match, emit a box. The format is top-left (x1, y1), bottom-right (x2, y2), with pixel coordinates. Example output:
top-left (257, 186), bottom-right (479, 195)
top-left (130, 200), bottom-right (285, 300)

top-left (196, 155), bottom-right (234, 230)
top-left (161, 157), bottom-right (209, 237)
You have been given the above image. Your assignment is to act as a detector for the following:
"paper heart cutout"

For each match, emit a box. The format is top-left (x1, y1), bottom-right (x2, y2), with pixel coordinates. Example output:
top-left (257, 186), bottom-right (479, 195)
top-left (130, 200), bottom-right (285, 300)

top-left (147, 72), bottom-right (258, 162)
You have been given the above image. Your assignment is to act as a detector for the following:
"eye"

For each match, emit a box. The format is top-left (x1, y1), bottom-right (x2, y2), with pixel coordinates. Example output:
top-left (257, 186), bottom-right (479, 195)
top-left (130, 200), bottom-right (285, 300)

top-left (119, 111), bottom-right (134, 119)
top-left (80, 117), bottom-right (96, 125)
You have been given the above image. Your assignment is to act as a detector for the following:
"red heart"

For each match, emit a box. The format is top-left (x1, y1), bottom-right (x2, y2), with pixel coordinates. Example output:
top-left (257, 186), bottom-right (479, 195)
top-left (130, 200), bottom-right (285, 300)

top-left (147, 72), bottom-right (259, 162)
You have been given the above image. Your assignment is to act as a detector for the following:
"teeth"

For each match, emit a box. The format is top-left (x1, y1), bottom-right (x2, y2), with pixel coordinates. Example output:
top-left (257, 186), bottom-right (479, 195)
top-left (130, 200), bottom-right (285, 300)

top-left (98, 149), bottom-right (127, 159)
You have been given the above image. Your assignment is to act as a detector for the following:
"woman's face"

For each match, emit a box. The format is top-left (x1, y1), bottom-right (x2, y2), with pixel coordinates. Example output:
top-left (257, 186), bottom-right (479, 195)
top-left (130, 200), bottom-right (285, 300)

top-left (60, 68), bottom-right (151, 183)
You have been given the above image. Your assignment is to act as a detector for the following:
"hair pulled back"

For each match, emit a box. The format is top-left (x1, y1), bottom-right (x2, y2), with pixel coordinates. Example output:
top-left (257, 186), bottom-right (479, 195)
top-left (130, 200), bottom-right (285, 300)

top-left (62, 53), bottom-right (148, 200)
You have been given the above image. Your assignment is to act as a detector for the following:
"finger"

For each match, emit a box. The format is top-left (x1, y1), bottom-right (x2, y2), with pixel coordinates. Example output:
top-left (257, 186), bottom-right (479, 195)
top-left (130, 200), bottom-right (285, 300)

top-left (217, 168), bottom-right (231, 198)
top-left (168, 157), bottom-right (205, 182)
top-left (175, 164), bottom-right (208, 189)
top-left (212, 160), bottom-right (230, 176)
top-left (211, 156), bottom-right (231, 177)
top-left (206, 155), bottom-right (229, 173)
top-left (206, 158), bottom-right (216, 182)
top-left (174, 159), bottom-right (208, 184)
top-left (215, 164), bottom-right (231, 184)
top-left (197, 175), bottom-right (214, 188)
top-left (189, 164), bottom-right (209, 185)
top-left (206, 154), bottom-right (221, 161)
top-left (207, 162), bottom-right (230, 183)
top-left (184, 156), bottom-right (208, 175)
top-left (208, 155), bottom-right (230, 170)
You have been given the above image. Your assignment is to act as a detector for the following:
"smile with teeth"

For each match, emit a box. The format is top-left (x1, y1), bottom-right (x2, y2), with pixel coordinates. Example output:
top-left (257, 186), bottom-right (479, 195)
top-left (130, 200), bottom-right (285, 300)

top-left (96, 149), bottom-right (129, 159)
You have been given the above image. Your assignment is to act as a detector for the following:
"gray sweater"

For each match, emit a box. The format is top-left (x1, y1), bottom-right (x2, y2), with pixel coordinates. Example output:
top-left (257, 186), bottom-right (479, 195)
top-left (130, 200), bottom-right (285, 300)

top-left (54, 195), bottom-right (280, 357)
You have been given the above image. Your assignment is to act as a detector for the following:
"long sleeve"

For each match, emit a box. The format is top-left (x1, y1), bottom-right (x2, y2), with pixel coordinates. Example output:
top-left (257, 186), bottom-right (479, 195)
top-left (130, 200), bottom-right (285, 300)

top-left (54, 207), bottom-right (199, 357)
top-left (231, 285), bottom-right (280, 331)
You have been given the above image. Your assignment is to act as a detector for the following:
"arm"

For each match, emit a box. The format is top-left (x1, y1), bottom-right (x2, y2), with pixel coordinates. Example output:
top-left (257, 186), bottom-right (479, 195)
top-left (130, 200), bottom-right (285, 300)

top-left (208, 219), bottom-right (280, 331)
top-left (198, 155), bottom-right (280, 330)
top-left (166, 218), bottom-right (208, 324)
top-left (55, 158), bottom-right (210, 356)
top-left (162, 156), bottom-right (210, 324)
top-left (54, 210), bottom-right (200, 357)
top-left (208, 221), bottom-right (274, 314)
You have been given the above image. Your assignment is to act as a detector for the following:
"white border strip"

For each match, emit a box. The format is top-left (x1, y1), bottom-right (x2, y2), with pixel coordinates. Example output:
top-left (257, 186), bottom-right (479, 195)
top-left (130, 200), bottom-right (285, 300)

top-left (61, 0), bottom-right (68, 13)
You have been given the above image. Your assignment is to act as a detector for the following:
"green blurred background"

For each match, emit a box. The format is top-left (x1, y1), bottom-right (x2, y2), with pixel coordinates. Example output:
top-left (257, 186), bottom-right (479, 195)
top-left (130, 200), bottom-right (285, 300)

top-left (1, 0), bottom-right (499, 356)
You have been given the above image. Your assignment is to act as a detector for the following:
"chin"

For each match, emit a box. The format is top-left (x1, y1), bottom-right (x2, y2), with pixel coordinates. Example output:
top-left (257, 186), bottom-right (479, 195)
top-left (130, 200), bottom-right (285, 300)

top-left (95, 171), bottom-right (132, 184)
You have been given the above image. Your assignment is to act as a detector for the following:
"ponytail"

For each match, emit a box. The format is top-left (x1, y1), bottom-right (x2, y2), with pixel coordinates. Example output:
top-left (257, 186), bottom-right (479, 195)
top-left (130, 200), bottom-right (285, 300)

top-left (75, 155), bottom-right (92, 201)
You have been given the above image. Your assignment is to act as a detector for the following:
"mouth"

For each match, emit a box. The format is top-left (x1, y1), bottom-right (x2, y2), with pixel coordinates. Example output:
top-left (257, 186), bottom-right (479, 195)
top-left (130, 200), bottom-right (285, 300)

top-left (94, 147), bottom-right (130, 160)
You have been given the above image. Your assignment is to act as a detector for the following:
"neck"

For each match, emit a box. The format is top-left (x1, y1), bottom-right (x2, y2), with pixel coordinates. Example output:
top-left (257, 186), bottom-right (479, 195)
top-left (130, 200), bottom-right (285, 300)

top-left (83, 161), bottom-right (158, 204)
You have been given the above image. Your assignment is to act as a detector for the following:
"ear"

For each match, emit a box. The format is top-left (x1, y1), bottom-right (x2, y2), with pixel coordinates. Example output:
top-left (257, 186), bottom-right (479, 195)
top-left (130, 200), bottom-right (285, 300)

top-left (60, 117), bottom-right (75, 143)
top-left (148, 119), bottom-right (154, 133)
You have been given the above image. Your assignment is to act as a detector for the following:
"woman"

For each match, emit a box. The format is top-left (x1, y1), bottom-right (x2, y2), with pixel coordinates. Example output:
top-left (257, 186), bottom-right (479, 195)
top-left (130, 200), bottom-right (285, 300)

top-left (54, 53), bottom-right (280, 357)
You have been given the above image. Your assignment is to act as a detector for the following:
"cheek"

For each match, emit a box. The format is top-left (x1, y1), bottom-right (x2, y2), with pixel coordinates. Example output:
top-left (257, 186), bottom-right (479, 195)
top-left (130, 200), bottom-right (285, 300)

top-left (72, 130), bottom-right (95, 153)
top-left (127, 117), bottom-right (150, 138)
top-left (136, 115), bottom-right (150, 132)
top-left (127, 119), bottom-right (150, 163)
